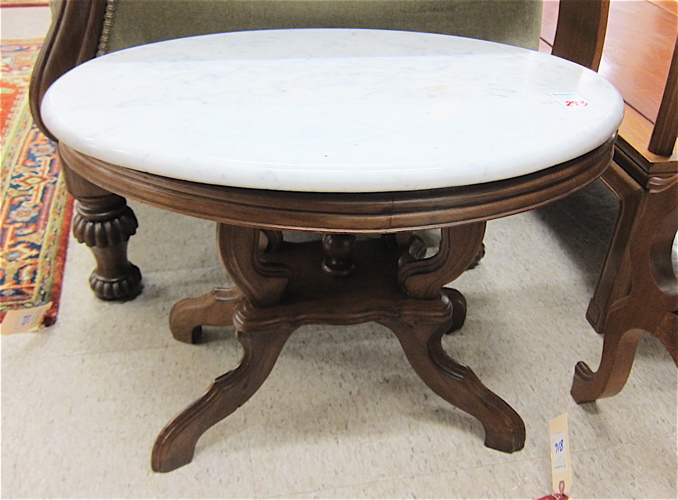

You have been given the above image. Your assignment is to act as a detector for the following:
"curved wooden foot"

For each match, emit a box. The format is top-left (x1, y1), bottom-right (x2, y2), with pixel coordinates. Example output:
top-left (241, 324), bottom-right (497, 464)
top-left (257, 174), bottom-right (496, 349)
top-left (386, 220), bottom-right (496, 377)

top-left (169, 288), bottom-right (243, 344)
top-left (443, 288), bottom-right (467, 333)
top-left (152, 325), bottom-right (294, 472)
top-left (383, 317), bottom-right (525, 453)
top-left (571, 326), bottom-right (646, 403)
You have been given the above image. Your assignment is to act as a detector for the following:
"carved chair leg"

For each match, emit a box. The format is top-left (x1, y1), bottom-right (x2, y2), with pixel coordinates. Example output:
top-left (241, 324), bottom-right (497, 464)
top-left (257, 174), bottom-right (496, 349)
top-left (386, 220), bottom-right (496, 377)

top-left (575, 169), bottom-right (678, 402)
top-left (169, 288), bottom-right (243, 344)
top-left (381, 316), bottom-right (525, 453)
top-left (587, 163), bottom-right (643, 331)
top-left (62, 162), bottom-right (142, 300)
top-left (152, 325), bottom-right (295, 472)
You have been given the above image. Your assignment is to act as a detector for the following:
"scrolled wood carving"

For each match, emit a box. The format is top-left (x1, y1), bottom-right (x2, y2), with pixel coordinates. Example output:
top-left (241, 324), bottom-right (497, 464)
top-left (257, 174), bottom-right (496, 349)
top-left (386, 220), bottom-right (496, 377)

top-left (398, 223), bottom-right (486, 299)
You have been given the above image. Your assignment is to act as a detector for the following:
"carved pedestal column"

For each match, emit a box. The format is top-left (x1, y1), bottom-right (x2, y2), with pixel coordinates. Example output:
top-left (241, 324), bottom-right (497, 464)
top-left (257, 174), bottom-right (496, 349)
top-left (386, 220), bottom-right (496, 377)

top-left (63, 163), bottom-right (142, 300)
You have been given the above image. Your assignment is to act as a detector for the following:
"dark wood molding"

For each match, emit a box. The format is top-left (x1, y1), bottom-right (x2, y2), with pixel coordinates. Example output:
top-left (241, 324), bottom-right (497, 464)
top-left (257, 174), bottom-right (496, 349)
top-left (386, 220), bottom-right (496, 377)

top-left (58, 137), bottom-right (615, 234)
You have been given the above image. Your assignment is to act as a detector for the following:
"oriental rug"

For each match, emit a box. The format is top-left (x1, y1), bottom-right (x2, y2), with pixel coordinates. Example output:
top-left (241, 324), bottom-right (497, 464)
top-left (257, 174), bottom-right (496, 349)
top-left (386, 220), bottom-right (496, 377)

top-left (1, 40), bottom-right (73, 327)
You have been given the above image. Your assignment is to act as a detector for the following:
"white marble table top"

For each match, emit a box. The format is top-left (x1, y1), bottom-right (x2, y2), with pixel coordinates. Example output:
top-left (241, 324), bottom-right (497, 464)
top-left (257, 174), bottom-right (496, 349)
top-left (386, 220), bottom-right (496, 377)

top-left (42, 29), bottom-right (624, 193)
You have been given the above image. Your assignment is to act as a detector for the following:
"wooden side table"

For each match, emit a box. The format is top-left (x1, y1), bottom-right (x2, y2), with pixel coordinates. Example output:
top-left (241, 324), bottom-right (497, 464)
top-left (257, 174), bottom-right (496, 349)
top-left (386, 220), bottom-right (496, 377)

top-left (42, 29), bottom-right (624, 471)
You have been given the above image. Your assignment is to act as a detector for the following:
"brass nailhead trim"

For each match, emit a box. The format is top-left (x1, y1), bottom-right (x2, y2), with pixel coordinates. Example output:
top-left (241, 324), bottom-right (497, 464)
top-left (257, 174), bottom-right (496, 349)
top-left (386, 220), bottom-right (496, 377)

top-left (96, 0), bottom-right (118, 56)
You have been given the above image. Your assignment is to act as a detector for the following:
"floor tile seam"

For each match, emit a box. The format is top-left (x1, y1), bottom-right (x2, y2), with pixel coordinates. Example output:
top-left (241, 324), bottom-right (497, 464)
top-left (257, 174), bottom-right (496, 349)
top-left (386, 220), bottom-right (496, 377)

top-left (535, 189), bottom-right (619, 217)
top-left (255, 453), bottom-right (553, 499)
top-left (467, 300), bottom-right (591, 321)
top-left (243, 407), bottom-right (259, 500)
top-left (0, 383), bottom-right (31, 461)
top-left (0, 341), bottom-right (179, 362)
top-left (570, 217), bottom-right (618, 248)
top-left (141, 264), bottom-right (228, 275)
top-left (1, 349), bottom-right (42, 479)
top-left (254, 473), bottom-right (419, 499)
top-left (569, 437), bottom-right (678, 460)
top-left (427, 449), bottom-right (553, 477)
top-left (555, 203), bottom-right (619, 221)
top-left (253, 465), bottom-right (434, 499)
top-left (560, 212), bottom-right (619, 247)
top-left (533, 207), bottom-right (617, 249)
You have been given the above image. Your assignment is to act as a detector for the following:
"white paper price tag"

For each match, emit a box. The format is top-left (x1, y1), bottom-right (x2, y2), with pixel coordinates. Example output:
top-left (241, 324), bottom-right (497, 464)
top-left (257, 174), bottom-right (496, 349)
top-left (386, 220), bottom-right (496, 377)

top-left (550, 413), bottom-right (573, 494)
top-left (0, 303), bottom-right (52, 334)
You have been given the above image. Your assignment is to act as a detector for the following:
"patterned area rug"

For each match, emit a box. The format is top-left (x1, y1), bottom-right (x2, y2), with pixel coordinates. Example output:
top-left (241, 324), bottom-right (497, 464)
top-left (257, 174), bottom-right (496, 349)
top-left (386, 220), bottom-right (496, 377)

top-left (1, 40), bottom-right (73, 327)
top-left (0, 0), bottom-right (49, 7)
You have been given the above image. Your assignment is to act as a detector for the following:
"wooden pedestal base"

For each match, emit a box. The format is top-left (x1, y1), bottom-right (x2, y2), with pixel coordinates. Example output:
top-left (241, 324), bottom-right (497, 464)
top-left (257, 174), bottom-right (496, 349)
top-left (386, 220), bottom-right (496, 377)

top-left (152, 223), bottom-right (525, 472)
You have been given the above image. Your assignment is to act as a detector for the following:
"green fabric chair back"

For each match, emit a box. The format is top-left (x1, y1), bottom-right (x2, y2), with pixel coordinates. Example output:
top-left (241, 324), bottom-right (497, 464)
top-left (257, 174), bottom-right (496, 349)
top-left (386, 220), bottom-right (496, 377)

top-left (101, 0), bottom-right (543, 54)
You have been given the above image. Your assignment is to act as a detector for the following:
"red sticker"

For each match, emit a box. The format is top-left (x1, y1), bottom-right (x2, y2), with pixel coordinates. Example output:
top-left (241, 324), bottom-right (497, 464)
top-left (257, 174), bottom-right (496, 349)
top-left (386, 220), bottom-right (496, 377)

top-left (551, 92), bottom-right (589, 108)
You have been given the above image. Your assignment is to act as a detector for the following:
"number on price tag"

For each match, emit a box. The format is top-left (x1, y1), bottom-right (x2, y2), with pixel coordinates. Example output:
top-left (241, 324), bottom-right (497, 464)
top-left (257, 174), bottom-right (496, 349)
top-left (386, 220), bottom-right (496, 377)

top-left (0, 303), bottom-right (52, 334)
top-left (549, 414), bottom-right (573, 494)
top-left (550, 92), bottom-right (589, 108)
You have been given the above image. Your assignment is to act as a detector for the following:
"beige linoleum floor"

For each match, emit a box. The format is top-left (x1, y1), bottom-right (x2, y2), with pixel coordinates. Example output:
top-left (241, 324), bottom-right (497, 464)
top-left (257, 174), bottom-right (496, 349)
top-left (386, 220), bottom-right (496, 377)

top-left (1, 6), bottom-right (676, 500)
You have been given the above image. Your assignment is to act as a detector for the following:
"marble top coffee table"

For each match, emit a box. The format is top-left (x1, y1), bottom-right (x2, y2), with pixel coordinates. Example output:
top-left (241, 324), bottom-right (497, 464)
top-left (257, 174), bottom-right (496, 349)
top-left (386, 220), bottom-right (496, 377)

top-left (42, 29), bottom-right (624, 472)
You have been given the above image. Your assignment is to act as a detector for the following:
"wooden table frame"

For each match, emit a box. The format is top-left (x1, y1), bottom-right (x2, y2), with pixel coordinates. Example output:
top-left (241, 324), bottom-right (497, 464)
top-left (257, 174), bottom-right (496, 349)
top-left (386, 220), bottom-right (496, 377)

top-left (58, 138), bottom-right (614, 472)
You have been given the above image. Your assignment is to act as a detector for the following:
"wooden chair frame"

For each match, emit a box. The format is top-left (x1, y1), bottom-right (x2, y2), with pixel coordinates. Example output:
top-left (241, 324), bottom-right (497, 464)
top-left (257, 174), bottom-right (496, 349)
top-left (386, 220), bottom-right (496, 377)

top-left (571, 32), bottom-right (678, 403)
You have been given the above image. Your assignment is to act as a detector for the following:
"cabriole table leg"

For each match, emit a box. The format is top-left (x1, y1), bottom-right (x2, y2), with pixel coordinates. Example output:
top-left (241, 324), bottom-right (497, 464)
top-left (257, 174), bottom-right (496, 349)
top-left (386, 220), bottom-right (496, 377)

top-left (151, 325), bottom-right (295, 472)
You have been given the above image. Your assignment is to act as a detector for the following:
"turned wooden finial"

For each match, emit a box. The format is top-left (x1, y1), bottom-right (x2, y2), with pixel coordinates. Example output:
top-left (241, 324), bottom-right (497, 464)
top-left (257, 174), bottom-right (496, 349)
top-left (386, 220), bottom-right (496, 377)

top-left (322, 233), bottom-right (357, 277)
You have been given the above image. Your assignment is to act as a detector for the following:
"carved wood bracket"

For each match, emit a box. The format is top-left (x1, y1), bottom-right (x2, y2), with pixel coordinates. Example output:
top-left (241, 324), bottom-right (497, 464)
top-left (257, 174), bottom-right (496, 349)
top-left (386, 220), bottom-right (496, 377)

top-left (398, 223), bottom-right (486, 299)
top-left (217, 224), bottom-right (291, 307)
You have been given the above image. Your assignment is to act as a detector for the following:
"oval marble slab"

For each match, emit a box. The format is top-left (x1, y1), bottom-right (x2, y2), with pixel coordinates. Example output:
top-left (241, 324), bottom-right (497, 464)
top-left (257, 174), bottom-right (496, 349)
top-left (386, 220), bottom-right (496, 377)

top-left (42, 29), bottom-right (624, 192)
